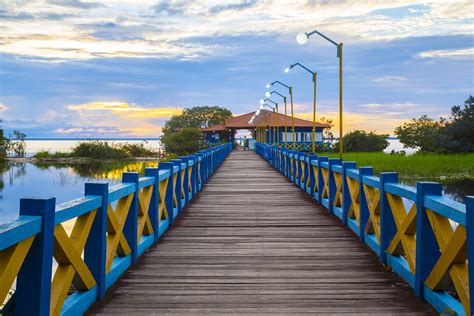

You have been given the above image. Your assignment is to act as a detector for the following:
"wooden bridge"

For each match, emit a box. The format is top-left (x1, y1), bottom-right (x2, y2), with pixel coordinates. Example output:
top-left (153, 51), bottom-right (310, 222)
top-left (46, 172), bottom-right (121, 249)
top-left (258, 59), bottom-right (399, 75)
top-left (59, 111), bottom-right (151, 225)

top-left (1, 143), bottom-right (473, 315)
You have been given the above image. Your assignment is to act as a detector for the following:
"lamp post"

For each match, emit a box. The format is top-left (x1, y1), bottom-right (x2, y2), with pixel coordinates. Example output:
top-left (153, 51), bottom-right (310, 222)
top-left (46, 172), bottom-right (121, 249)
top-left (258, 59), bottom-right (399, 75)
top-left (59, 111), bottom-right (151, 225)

top-left (286, 62), bottom-right (318, 153)
top-left (266, 91), bottom-right (287, 149)
top-left (267, 81), bottom-right (295, 150)
top-left (260, 98), bottom-right (280, 145)
top-left (297, 29), bottom-right (343, 159)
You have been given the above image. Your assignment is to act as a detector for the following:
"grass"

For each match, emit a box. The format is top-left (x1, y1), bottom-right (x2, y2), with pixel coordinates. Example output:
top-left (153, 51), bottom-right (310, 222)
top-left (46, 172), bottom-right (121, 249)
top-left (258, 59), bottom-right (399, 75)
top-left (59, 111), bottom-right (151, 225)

top-left (322, 152), bottom-right (474, 180)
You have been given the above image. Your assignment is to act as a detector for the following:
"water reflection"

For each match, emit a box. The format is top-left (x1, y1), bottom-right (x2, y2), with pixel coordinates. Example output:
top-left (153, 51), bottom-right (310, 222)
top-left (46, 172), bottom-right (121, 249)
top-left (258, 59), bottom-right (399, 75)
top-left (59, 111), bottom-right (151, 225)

top-left (0, 160), bottom-right (159, 224)
top-left (34, 161), bottom-right (159, 180)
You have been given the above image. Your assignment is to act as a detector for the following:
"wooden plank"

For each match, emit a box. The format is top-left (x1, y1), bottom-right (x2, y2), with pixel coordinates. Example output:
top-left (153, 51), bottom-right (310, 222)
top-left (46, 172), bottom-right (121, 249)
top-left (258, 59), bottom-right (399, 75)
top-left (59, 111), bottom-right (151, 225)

top-left (88, 151), bottom-right (435, 315)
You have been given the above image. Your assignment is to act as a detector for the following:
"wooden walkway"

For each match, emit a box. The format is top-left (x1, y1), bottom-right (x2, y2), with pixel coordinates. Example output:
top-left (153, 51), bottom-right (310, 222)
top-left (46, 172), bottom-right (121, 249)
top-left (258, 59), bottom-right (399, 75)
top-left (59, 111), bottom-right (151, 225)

top-left (89, 150), bottom-right (435, 315)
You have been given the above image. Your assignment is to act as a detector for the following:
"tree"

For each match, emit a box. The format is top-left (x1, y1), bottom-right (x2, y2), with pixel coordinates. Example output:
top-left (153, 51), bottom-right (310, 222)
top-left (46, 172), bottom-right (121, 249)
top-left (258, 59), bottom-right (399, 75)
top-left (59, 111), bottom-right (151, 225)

top-left (437, 95), bottom-right (474, 153)
top-left (160, 127), bottom-right (206, 156)
top-left (341, 130), bottom-right (389, 152)
top-left (161, 106), bottom-right (233, 155)
top-left (6, 130), bottom-right (27, 157)
top-left (394, 115), bottom-right (442, 152)
top-left (162, 106), bottom-right (232, 134)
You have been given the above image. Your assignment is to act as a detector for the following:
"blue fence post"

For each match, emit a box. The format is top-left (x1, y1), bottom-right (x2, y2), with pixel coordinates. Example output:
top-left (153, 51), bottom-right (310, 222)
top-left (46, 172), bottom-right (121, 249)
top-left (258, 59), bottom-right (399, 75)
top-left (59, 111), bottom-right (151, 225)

top-left (196, 153), bottom-right (203, 191)
top-left (280, 149), bottom-right (284, 175)
top-left (358, 167), bottom-right (373, 243)
top-left (317, 156), bottom-right (328, 203)
top-left (180, 156), bottom-right (191, 204)
top-left (466, 196), bottom-right (474, 315)
top-left (342, 161), bottom-right (356, 226)
top-left (328, 158), bottom-right (341, 214)
top-left (171, 159), bottom-right (183, 214)
top-left (190, 154), bottom-right (198, 198)
top-left (309, 154), bottom-right (318, 200)
top-left (379, 172), bottom-right (398, 264)
top-left (414, 182), bottom-right (442, 299)
top-left (157, 164), bottom-right (174, 227)
top-left (15, 198), bottom-right (56, 316)
top-left (122, 172), bottom-right (139, 264)
top-left (144, 168), bottom-right (161, 239)
top-left (84, 182), bottom-right (108, 300)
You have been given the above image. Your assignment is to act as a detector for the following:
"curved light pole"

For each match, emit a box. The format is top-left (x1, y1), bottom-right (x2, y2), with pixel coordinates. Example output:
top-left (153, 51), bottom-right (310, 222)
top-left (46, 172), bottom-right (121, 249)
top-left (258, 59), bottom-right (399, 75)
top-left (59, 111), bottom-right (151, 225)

top-left (297, 29), bottom-right (343, 159)
top-left (262, 99), bottom-right (278, 146)
top-left (267, 81), bottom-right (295, 149)
top-left (266, 91), bottom-right (286, 148)
top-left (260, 102), bottom-right (276, 145)
top-left (286, 62), bottom-right (318, 153)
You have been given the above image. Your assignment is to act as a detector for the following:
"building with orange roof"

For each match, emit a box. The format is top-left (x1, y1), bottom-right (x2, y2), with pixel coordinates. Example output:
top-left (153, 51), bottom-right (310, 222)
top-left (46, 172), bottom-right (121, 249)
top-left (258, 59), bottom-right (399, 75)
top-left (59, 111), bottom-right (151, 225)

top-left (200, 110), bottom-right (331, 150)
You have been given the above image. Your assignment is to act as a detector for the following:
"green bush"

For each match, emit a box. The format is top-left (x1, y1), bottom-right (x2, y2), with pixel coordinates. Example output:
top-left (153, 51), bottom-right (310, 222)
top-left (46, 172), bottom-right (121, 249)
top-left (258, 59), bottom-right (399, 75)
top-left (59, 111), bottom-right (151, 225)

top-left (340, 130), bottom-right (389, 152)
top-left (33, 151), bottom-right (71, 159)
top-left (120, 142), bottom-right (156, 157)
top-left (161, 127), bottom-right (206, 156)
top-left (71, 141), bottom-right (132, 159)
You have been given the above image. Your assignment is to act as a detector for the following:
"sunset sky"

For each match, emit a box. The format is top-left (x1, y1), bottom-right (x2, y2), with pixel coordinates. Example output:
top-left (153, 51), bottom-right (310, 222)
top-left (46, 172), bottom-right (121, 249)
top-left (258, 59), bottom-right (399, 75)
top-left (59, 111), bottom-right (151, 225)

top-left (0, 0), bottom-right (472, 138)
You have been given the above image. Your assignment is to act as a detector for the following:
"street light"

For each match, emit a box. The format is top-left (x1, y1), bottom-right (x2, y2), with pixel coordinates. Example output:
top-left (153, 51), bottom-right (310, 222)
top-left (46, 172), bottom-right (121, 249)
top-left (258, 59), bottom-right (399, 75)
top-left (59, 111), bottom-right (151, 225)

top-left (286, 62), bottom-right (318, 153)
top-left (267, 81), bottom-right (295, 149)
top-left (264, 99), bottom-right (279, 146)
top-left (267, 90), bottom-right (287, 148)
top-left (296, 29), bottom-right (343, 159)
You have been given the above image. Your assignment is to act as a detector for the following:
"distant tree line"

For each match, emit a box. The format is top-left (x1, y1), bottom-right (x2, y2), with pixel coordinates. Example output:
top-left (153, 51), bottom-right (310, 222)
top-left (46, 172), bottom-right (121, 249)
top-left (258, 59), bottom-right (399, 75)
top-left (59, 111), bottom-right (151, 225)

top-left (395, 95), bottom-right (474, 153)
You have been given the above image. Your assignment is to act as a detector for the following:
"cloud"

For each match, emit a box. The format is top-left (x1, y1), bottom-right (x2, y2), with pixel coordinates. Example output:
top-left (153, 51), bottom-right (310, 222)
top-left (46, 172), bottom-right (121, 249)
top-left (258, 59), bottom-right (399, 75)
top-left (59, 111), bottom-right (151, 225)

top-left (208, 1), bottom-right (257, 14)
top-left (47, 0), bottom-right (105, 10)
top-left (67, 101), bottom-right (182, 119)
top-left (418, 48), bottom-right (474, 59)
top-left (371, 76), bottom-right (407, 83)
top-left (0, 1), bottom-right (472, 61)
top-left (63, 101), bottom-right (182, 137)
top-left (0, 103), bottom-right (8, 112)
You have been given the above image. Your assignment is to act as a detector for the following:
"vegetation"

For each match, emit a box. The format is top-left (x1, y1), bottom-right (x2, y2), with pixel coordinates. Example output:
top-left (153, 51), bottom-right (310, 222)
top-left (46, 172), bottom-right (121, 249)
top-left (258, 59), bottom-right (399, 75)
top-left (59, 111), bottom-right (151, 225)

top-left (3, 130), bottom-right (27, 157)
top-left (0, 128), bottom-right (5, 159)
top-left (163, 106), bottom-right (232, 134)
top-left (337, 130), bottom-right (388, 152)
top-left (325, 152), bottom-right (474, 179)
top-left (160, 127), bottom-right (205, 156)
top-left (161, 106), bottom-right (233, 155)
top-left (33, 140), bottom-right (157, 160)
top-left (395, 95), bottom-right (474, 153)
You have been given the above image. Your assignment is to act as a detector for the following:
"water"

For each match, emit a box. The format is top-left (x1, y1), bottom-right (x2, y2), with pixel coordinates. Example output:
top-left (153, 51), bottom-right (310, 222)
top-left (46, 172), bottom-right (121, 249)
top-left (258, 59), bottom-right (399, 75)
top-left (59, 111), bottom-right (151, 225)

top-left (0, 160), bottom-right (159, 224)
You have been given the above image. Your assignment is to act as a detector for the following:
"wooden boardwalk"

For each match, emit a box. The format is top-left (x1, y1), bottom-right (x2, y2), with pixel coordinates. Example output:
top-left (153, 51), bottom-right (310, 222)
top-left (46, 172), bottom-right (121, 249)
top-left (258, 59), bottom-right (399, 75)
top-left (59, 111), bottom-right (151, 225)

top-left (89, 150), bottom-right (435, 315)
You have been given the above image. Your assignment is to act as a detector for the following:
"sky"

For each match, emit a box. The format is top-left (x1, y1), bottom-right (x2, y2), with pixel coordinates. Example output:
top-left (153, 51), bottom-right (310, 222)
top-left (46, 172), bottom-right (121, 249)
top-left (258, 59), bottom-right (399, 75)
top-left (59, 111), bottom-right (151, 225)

top-left (0, 0), bottom-right (473, 138)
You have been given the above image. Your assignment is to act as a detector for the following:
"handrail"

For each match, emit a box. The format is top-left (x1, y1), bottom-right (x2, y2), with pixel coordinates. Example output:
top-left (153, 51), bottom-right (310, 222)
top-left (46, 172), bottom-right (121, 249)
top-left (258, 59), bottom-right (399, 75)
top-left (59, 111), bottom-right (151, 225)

top-left (255, 142), bottom-right (473, 316)
top-left (0, 142), bottom-right (233, 316)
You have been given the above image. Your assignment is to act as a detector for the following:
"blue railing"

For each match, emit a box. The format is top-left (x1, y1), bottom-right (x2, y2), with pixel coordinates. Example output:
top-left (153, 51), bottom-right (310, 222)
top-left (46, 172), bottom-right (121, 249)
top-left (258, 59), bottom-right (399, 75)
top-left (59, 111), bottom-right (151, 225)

top-left (256, 142), bottom-right (474, 316)
top-left (0, 143), bottom-right (232, 316)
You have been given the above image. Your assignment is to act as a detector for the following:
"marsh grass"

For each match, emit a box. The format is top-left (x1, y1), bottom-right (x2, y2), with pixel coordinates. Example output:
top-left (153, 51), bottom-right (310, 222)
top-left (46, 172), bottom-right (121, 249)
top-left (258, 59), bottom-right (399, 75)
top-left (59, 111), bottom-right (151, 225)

top-left (323, 152), bottom-right (474, 179)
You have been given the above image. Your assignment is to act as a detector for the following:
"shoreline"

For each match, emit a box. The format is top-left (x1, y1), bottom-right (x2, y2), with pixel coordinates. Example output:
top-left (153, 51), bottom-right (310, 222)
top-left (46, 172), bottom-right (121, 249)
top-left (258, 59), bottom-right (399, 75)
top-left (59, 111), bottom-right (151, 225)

top-left (6, 156), bottom-right (162, 164)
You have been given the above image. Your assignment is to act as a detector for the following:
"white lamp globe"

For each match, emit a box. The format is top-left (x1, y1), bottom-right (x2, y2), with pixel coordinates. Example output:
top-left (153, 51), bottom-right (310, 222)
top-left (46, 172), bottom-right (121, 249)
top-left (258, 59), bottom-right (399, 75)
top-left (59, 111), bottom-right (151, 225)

top-left (259, 105), bottom-right (264, 110)
top-left (259, 99), bottom-right (264, 105)
top-left (296, 33), bottom-right (308, 45)
top-left (284, 67), bottom-right (290, 73)
top-left (266, 83), bottom-right (271, 88)
top-left (265, 91), bottom-right (271, 97)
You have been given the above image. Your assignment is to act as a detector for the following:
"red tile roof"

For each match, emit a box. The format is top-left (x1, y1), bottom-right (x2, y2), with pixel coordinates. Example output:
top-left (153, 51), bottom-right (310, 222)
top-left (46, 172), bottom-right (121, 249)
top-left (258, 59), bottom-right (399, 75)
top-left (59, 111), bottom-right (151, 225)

top-left (200, 110), bottom-right (331, 132)
top-left (200, 124), bottom-right (227, 132)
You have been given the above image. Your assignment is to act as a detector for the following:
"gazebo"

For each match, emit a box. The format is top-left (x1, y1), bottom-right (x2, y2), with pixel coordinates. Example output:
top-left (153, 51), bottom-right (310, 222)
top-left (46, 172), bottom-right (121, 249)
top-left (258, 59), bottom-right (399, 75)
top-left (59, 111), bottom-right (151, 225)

top-left (200, 110), bottom-right (331, 150)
